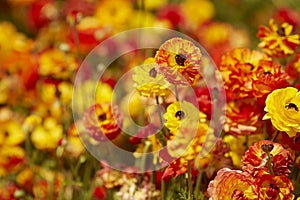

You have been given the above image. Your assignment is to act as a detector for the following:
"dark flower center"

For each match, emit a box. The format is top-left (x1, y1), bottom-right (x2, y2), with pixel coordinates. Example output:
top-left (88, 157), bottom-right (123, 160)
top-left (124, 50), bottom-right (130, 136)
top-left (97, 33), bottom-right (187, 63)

top-left (263, 71), bottom-right (271, 75)
top-left (261, 144), bottom-right (274, 153)
top-left (175, 110), bottom-right (185, 120)
top-left (98, 114), bottom-right (107, 121)
top-left (285, 103), bottom-right (299, 112)
top-left (175, 54), bottom-right (187, 66)
top-left (266, 184), bottom-right (279, 197)
top-left (149, 67), bottom-right (157, 78)
top-left (276, 27), bottom-right (286, 36)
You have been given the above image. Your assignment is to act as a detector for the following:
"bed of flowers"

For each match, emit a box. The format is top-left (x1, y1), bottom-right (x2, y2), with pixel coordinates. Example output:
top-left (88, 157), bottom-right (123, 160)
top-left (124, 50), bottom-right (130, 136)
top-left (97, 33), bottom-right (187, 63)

top-left (1, 0), bottom-right (300, 199)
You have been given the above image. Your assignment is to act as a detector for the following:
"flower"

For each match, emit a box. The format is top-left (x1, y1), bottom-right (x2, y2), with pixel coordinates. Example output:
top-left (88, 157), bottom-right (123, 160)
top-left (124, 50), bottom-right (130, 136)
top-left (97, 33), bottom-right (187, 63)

top-left (224, 134), bottom-right (264, 167)
top-left (219, 48), bottom-right (270, 99)
top-left (38, 48), bottom-right (78, 79)
top-left (263, 87), bottom-right (300, 137)
top-left (83, 103), bottom-right (123, 141)
top-left (242, 140), bottom-right (293, 176)
top-left (155, 37), bottom-right (202, 86)
top-left (0, 119), bottom-right (26, 176)
top-left (181, 0), bottom-right (214, 31)
top-left (257, 18), bottom-right (300, 57)
top-left (252, 60), bottom-right (289, 100)
top-left (164, 101), bottom-right (201, 133)
top-left (224, 99), bottom-right (263, 136)
top-left (255, 171), bottom-right (294, 200)
top-left (31, 116), bottom-right (63, 150)
top-left (207, 168), bottom-right (258, 200)
top-left (132, 57), bottom-right (171, 98)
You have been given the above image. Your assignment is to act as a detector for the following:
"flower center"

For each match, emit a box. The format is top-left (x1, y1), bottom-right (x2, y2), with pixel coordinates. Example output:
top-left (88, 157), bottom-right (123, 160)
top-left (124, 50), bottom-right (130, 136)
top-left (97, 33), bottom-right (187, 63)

top-left (276, 27), bottom-right (286, 36)
top-left (149, 67), bottom-right (157, 78)
top-left (98, 114), bottom-right (107, 121)
top-left (261, 144), bottom-right (274, 152)
top-left (175, 110), bottom-right (185, 120)
top-left (266, 184), bottom-right (279, 197)
top-left (285, 103), bottom-right (299, 112)
top-left (175, 54), bottom-right (187, 66)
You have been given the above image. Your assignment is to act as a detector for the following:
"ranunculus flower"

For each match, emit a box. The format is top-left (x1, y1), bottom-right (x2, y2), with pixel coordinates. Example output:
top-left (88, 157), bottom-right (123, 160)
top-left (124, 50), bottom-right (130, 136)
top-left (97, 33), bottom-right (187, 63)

top-left (257, 18), bottom-right (300, 57)
top-left (132, 57), bottom-right (171, 98)
top-left (83, 103), bottom-right (123, 141)
top-left (207, 168), bottom-right (258, 200)
top-left (263, 87), bottom-right (300, 137)
top-left (155, 37), bottom-right (202, 86)
top-left (242, 140), bottom-right (293, 176)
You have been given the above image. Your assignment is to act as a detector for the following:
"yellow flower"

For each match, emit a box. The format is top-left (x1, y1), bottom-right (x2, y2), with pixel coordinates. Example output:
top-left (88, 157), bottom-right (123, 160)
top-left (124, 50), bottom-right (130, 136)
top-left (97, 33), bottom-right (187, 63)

top-left (94, 0), bottom-right (133, 32)
top-left (38, 48), bottom-right (78, 79)
top-left (263, 87), bottom-right (300, 137)
top-left (0, 22), bottom-right (33, 61)
top-left (0, 119), bottom-right (26, 176)
top-left (181, 0), bottom-right (214, 30)
top-left (164, 101), bottom-right (201, 133)
top-left (31, 116), bottom-right (63, 150)
top-left (133, 57), bottom-right (171, 98)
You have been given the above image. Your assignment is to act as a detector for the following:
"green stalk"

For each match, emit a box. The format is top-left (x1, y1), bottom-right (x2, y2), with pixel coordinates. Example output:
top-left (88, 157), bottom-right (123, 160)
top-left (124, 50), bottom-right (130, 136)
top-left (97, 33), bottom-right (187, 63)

top-left (194, 170), bottom-right (203, 198)
top-left (271, 130), bottom-right (280, 142)
top-left (187, 162), bottom-right (193, 200)
top-left (266, 152), bottom-right (274, 175)
top-left (161, 180), bottom-right (166, 200)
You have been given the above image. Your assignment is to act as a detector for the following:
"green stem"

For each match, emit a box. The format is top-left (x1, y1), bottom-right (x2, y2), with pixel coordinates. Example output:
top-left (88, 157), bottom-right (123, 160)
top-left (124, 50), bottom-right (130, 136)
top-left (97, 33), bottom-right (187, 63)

top-left (156, 96), bottom-right (163, 128)
top-left (140, 141), bottom-right (151, 172)
top-left (187, 162), bottom-right (193, 200)
top-left (174, 85), bottom-right (179, 101)
top-left (266, 152), bottom-right (274, 175)
top-left (194, 170), bottom-right (203, 198)
top-left (271, 130), bottom-right (280, 142)
top-left (161, 180), bottom-right (166, 200)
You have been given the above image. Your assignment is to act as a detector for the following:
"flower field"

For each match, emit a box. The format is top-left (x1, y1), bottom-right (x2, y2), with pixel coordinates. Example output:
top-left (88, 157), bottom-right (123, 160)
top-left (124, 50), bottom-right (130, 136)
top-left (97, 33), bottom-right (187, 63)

top-left (1, 0), bottom-right (300, 199)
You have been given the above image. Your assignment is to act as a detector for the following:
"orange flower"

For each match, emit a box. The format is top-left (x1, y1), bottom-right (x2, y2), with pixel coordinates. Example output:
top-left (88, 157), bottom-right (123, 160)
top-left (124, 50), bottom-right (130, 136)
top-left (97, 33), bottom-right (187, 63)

top-left (83, 103), bottom-right (123, 141)
top-left (257, 18), bottom-right (300, 57)
top-left (252, 60), bottom-right (289, 99)
top-left (207, 168), bottom-right (258, 200)
top-left (155, 37), bottom-right (202, 86)
top-left (219, 48), bottom-right (270, 99)
top-left (242, 140), bottom-right (293, 176)
top-left (255, 171), bottom-right (294, 200)
top-left (224, 100), bottom-right (263, 136)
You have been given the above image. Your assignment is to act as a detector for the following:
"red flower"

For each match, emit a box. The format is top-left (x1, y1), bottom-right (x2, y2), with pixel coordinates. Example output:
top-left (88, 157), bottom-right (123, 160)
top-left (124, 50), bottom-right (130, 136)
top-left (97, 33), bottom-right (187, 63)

top-left (224, 100), bottom-right (264, 136)
top-left (255, 171), bottom-right (294, 200)
top-left (242, 140), bottom-right (293, 176)
top-left (252, 60), bottom-right (289, 102)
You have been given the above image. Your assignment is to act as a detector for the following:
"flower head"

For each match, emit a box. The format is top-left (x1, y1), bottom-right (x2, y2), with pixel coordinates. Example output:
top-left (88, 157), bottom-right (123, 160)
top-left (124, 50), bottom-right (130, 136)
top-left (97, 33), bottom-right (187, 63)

top-left (83, 103), bottom-right (123, 141)
top-left (219, 48), bottom-right (270, 99)
top-left (164, 101), bottom-right (200, 133)
top-left (224, 100), bottom-right (263, 136)
top-left (242, 140), bottom-right (293, 176)
top-left (207, 168), bottom-right (258, 200)
top-left (155, 37), bottom-right (202, 86)
top-left (257, 18), bottom-right (300, 57)
top-left (255, 171), bottom-right (294, 200)
top-left (263, 87), bottom-right (300, 137)
top-left (252, 60), bottom-right (289, 100)
top-left (133, 57), bottom-right (171, 98)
